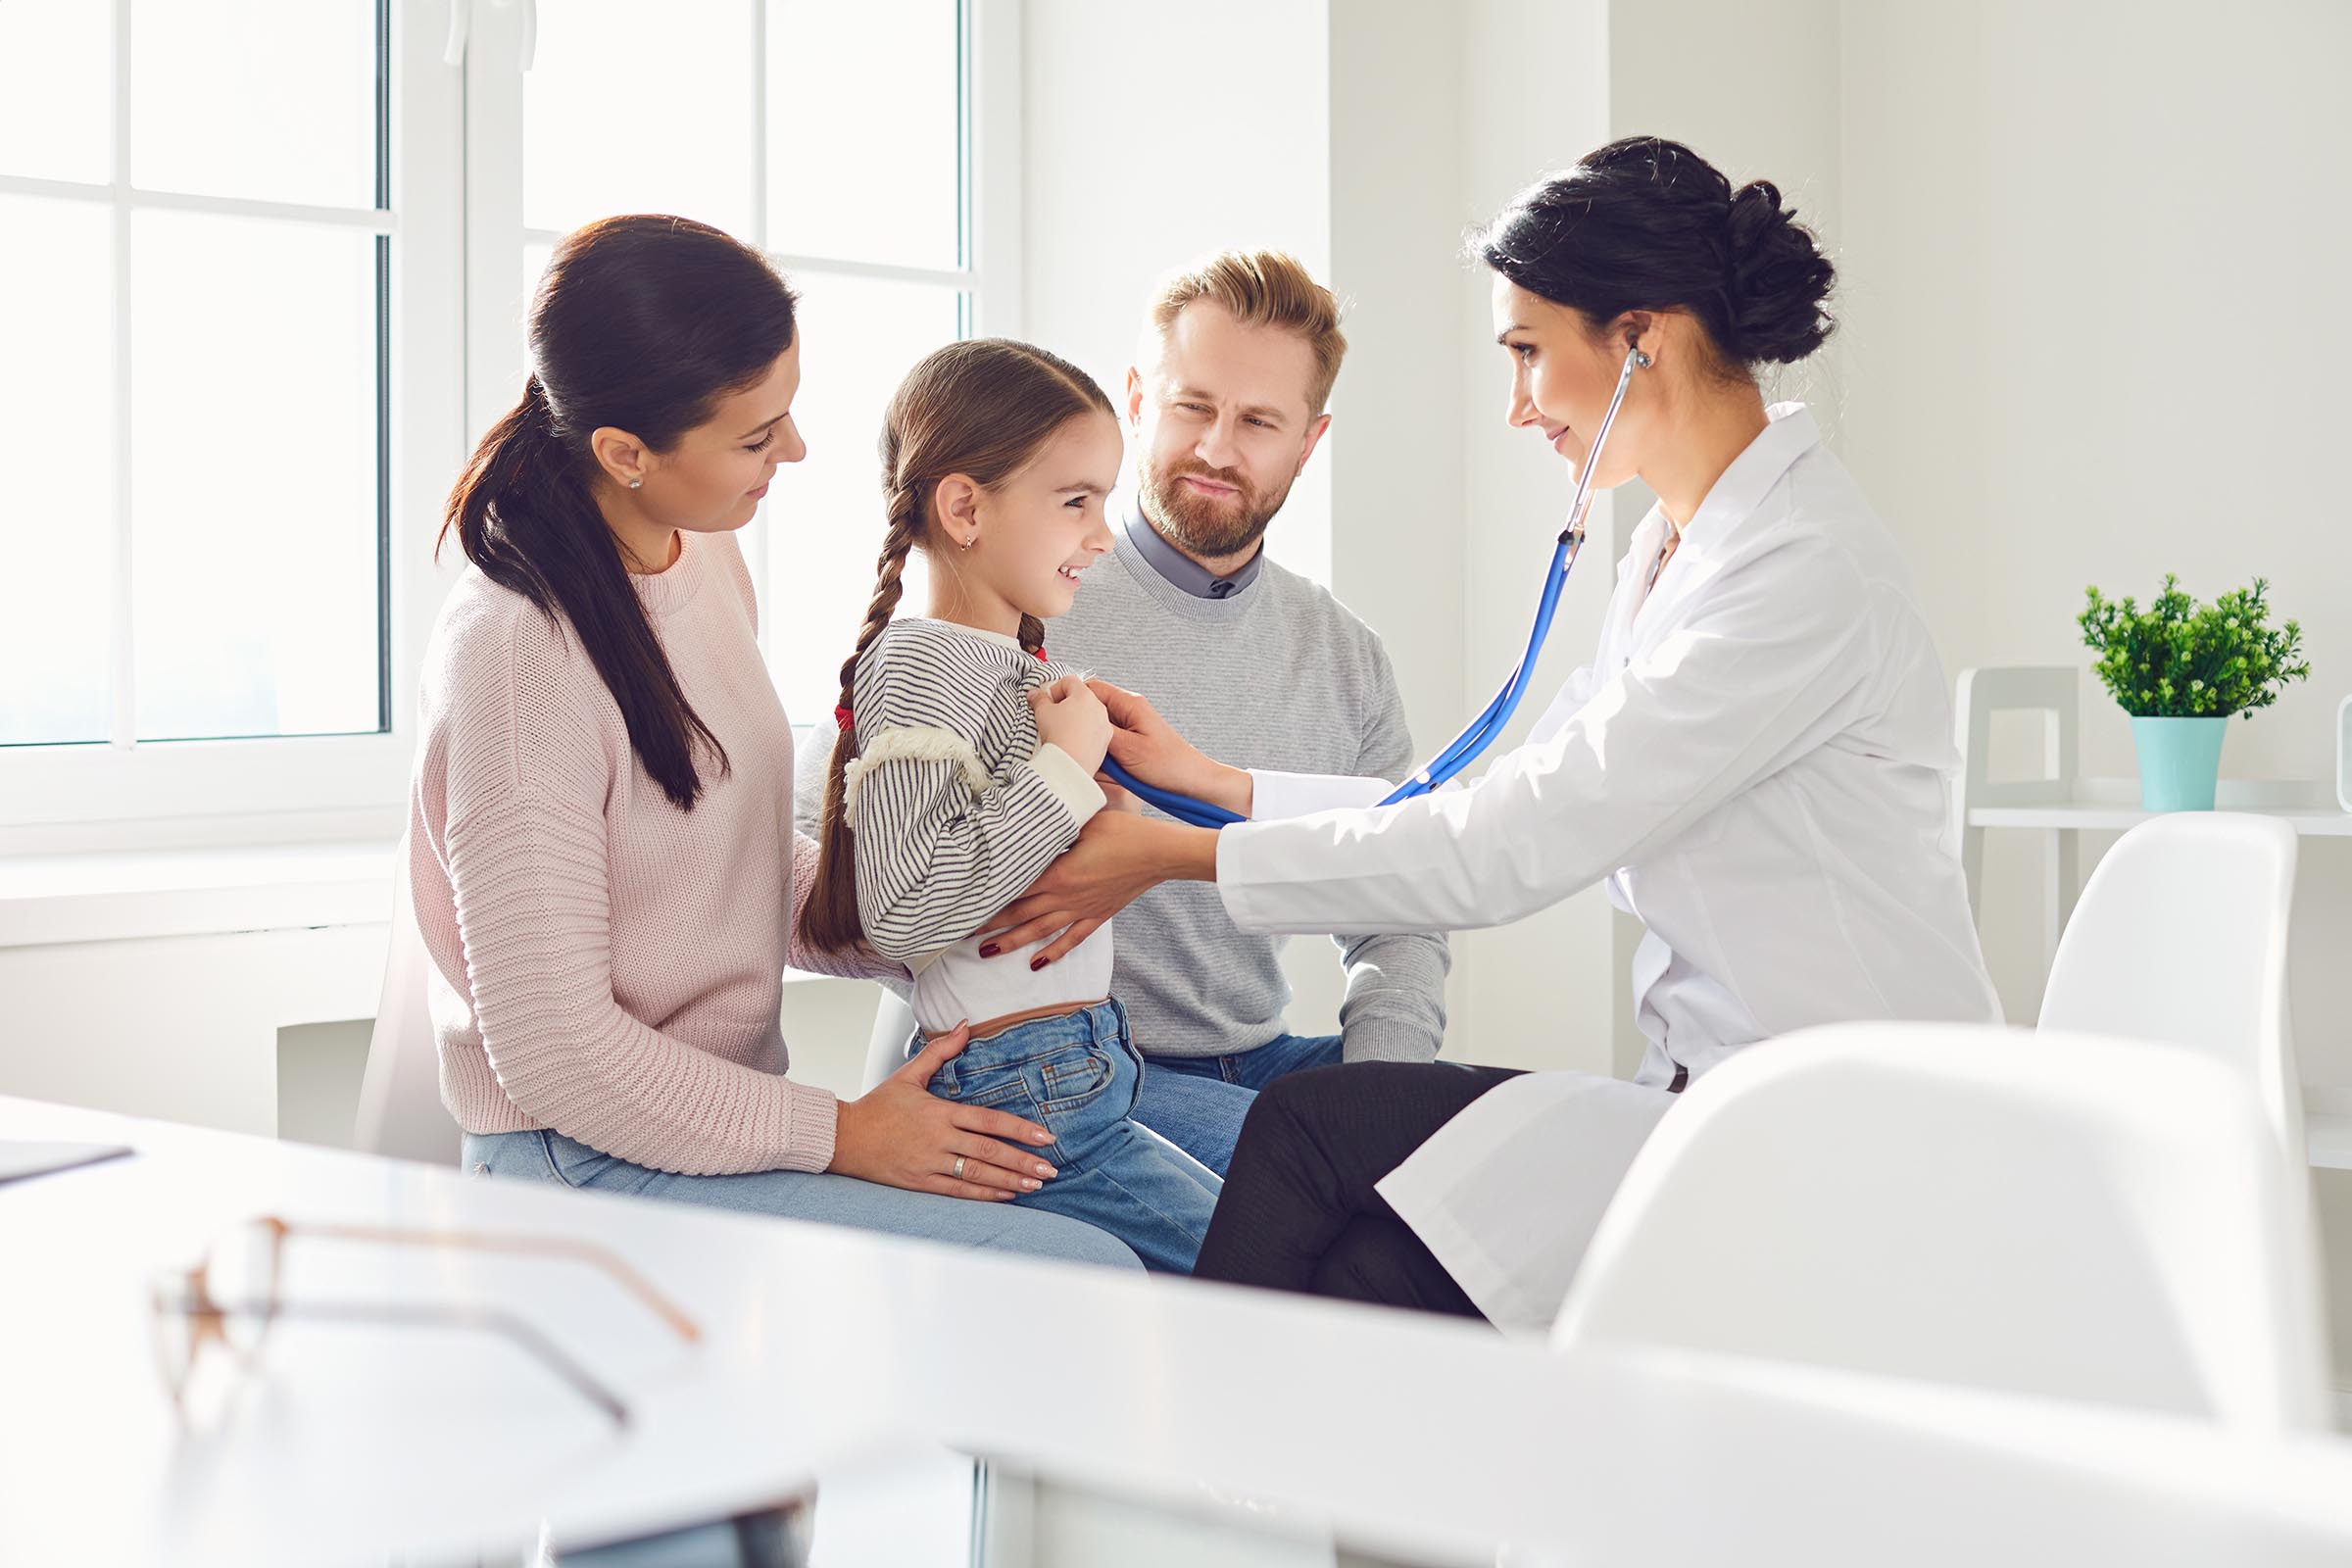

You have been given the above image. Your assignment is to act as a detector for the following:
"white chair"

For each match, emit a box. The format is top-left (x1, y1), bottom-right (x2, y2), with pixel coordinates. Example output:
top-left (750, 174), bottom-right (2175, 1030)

top-left (1549, 1023), bottom-right (2333, 1431)
top-left (863, 990), bottom-right (919, 1092)
top-left (2038, 811), bottom-right (2306, 1172)
top-left (1950, 663), bottom-right (2081, 935)
top-left (353, 832), bottom-right (464, 1165)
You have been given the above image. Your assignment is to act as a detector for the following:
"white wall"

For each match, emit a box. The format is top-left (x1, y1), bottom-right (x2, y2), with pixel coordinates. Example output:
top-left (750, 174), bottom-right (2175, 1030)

top-left (0, 925), bottom-right (387, 1135)
top-left (1021, 0), bottom-right (1336, 584)
top-left (1838, 0), bottom-right (2352, 1070)
top-left (1444, 0), bottom-right (1622, 1072)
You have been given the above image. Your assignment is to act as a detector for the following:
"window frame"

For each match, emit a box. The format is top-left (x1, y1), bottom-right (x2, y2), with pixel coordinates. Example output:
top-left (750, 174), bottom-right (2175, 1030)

top-left (0, 0), bottom-right (466, 853)
top-left (463, 0), bottom-right (1020, 710)
top-left (0, 0), bottom-right (1019, 853)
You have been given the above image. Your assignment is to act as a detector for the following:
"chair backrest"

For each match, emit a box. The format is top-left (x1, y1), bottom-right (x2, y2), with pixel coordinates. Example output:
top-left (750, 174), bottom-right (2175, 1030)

top-left (353, 831), bottom-right (463, 1165)
top-left (863, 990), bottom-right (919, 1093)
top-left (1950, 664), bottom-right (2081, 921)
top-left (2038, 811), bottom-right (2304, 1169)
top-left (1549, 1023), bottom-right (2332, 1431)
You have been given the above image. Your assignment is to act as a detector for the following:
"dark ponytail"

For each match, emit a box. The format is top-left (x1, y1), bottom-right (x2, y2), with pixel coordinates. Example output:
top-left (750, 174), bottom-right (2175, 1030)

top-left (437, 215), bottom-right (799, 810)
top-left (1473, 135), bottom-right (1836, 371)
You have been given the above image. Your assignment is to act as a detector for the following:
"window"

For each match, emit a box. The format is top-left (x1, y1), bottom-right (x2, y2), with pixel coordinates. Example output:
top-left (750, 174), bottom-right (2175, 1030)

top-left (0, 2), bottom-right (438, 845)
top-left (4, 3), bottom-right (390, 756)
top-left (0, 0), bottom-right (1014, 844)
top-left (469, 0), bottom-right (1016, 729)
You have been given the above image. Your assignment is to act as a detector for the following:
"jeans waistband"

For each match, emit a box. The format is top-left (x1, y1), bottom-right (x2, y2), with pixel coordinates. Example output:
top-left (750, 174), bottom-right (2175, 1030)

top-left (962, 997), bottom-right (1127, 1051)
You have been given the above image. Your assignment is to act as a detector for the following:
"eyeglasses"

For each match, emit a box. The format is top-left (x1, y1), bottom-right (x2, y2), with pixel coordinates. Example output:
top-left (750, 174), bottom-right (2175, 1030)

top-left (148, 1215), bottom-right (701, 1428)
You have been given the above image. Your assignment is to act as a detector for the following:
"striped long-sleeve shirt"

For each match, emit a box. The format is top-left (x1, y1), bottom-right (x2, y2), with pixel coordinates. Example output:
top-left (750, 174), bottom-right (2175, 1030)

top-left (846, 618), bottom-right (1112, 1032)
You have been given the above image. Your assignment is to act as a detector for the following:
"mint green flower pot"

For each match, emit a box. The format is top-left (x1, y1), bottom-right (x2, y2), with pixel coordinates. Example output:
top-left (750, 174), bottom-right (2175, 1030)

top-left (2131, 715), bottom-right (2230, 811)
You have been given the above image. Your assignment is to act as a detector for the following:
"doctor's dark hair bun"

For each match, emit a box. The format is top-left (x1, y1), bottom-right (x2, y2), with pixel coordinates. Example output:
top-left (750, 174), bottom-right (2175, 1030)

top-left (1474, 136), bottom-right (1836, 369)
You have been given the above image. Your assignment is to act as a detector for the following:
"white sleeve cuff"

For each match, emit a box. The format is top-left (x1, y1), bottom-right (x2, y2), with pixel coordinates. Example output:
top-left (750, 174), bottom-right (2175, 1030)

top-left (1248, 768), bottom-right (1396, 821)
top-left (1028, 743), bottom-right (1107, 826)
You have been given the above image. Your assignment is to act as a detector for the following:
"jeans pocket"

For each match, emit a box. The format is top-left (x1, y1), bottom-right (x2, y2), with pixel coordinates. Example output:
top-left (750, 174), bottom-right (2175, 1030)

top-left (536, 1129), bottom-right (612, 1190)
top-left (1038, 1043), bottom-right (1117, 1119)
top-left (946, 1072), bottom-right (1033, 1116)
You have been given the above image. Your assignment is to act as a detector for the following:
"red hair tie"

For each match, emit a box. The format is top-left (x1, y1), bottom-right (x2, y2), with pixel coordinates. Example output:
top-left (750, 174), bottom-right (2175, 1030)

top-left (833, 705), bottom-right (855, 732)
top-left (1033, 646), bottom-right (1049, 661)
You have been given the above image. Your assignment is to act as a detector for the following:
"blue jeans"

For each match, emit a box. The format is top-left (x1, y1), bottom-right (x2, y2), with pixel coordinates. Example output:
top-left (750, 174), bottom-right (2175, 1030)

top-left (1133, 1032), bottom-right (1346, 1179)
top-left (914, 1000), bottom-right (1222, 1274)
top-left (462, 1130), bottom-right (1141, 1272)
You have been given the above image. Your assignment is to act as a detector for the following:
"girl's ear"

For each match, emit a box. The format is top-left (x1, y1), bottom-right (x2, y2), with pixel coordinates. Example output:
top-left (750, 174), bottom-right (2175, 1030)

top-left (933, 473), bottom-right (982, 548)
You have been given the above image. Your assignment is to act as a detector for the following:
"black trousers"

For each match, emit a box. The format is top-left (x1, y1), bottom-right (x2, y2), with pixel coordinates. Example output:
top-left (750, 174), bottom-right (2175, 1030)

top-left (1192, 1060), bottom-right (1525, 1321)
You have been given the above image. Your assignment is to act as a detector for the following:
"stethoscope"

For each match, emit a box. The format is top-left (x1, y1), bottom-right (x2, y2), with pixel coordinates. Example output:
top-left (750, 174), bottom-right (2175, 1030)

top-left (1103, 341), bottom-right (1652, 829)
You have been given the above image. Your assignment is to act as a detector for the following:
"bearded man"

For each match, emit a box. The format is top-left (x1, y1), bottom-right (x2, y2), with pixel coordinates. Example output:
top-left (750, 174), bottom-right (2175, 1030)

top-left (1047, 250), bottom-right (1450, 1177)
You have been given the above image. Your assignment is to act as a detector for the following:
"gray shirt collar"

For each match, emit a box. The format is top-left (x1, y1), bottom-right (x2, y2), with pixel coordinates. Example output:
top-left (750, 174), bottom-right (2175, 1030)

top-left (1122, 493), bottom-right (1263, 600)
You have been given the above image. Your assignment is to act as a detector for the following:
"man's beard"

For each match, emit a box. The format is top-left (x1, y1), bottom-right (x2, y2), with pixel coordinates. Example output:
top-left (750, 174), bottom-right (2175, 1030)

top-left (1137, 458), bottom-right (1295, 561)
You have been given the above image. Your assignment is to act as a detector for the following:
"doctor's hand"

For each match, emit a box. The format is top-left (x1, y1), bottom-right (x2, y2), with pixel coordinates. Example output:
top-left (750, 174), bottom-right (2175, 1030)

top-left (1087, 680), bottom-right (1253, 818)
top-left (828, 1022), bottom-right (1062, 1200)
top-left (977, 811), bottom-right (1219, 964)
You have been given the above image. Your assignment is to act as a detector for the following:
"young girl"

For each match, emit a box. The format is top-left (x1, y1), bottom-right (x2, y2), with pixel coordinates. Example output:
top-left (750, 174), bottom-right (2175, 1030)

top-left (802, 339), bottom-right (1222, 1272)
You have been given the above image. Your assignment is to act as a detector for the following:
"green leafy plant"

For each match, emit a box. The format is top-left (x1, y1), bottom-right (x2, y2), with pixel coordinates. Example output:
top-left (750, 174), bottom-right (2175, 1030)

top-left (2079, 575), bottom-right (2309, 718)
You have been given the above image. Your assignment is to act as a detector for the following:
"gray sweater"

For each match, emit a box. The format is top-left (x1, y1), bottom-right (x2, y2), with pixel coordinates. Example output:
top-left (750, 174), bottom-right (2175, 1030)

top-left (1048, 517), bottom-right (1449, 1062)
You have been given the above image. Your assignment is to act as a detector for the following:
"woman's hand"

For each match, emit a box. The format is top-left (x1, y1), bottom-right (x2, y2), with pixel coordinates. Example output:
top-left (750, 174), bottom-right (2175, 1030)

top-left (1087, 679), bottom-right (1252, 817)
top-left (977, 810), bottom-right (1220, 963)
top-left (828, 1022), bottom-right (1061, 1200)
top-left (1028, 674), bottom-right (1111, 774)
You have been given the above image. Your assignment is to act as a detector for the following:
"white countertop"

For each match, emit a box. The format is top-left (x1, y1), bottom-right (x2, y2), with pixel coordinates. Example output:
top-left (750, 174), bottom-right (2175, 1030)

top-left (9, 1094), bottom-right (2352, 1568)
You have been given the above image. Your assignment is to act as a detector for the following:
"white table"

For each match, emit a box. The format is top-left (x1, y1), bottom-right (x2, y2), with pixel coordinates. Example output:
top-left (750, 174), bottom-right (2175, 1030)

top-left (11, 1094), bottom-right (2352, 1568)
top-left (0, 1094), bottom-right (1626, 1567)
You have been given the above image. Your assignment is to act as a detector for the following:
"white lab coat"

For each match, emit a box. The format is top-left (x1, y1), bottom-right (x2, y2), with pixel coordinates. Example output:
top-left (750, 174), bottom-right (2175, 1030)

top-left (1219, 404), bottom-right (2000, 1335)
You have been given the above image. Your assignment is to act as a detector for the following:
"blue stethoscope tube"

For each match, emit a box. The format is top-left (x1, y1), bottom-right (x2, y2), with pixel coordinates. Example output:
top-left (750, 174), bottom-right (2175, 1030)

top-left (1103, 343), bottom-right (1650, 830)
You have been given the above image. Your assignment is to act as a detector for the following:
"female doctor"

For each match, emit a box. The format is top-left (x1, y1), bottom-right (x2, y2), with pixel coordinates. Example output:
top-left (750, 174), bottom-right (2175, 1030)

top-left (984, 136), bottom-right (2002, 1334)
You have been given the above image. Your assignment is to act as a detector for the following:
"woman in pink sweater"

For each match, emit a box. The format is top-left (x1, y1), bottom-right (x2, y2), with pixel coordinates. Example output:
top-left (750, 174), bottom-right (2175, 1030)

top-left (412, 214), bottom-right (1137, 1269)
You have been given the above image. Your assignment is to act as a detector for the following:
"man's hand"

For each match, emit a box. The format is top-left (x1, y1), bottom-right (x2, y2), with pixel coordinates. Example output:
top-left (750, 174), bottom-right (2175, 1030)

top-left (977, 811), bottom-right (1218, 963)
top-left (1088, 679), bottom-right (1252, 818)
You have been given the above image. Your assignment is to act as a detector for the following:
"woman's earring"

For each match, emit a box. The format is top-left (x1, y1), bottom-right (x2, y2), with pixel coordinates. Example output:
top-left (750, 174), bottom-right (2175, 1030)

top-left (628, 478), bottom-right (643, 490)
top-left (959, 534), bottom-right (974, 552)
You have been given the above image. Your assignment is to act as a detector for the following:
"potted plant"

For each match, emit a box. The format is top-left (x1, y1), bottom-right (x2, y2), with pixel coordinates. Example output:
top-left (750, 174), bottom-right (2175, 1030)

top-left (2079, 575), bottom-right (2309, 811)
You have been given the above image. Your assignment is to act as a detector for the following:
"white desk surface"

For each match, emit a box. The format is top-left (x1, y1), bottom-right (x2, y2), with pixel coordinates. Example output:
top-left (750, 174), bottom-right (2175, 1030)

top-left (0, 1094), bottom-right (1599, 1566)
top-left (10, 1095), bottom-right (2352, 1568)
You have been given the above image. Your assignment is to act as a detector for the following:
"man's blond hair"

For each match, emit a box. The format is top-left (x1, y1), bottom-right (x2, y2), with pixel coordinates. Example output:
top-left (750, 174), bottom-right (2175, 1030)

top-left (1145, 250), bottom-right (1347, 416)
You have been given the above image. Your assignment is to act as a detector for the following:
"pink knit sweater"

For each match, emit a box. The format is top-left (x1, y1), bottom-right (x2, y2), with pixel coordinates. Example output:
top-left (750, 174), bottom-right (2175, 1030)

top-left (410, 529), bottom-right (897, 1176)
